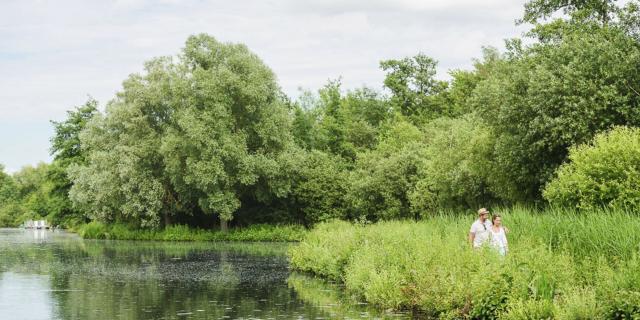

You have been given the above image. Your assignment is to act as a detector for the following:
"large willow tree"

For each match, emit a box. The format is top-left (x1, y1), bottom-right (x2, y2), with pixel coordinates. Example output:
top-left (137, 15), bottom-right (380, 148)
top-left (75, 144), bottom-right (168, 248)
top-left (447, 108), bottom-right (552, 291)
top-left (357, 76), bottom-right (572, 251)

top-left (69, 34), bottom-right (293, 229)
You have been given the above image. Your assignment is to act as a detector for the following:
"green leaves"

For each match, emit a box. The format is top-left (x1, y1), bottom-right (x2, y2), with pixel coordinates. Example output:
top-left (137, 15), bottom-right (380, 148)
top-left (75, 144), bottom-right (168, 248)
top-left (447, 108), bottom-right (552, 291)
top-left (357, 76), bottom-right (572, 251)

top-left (544, 126), bottom-right (640, 210)
top-left (68, 34), bottom-right (294, 228)
top-left (380, 54), bottom-right (451, 122)
top-left (474, 24), bottom-right (640, 202)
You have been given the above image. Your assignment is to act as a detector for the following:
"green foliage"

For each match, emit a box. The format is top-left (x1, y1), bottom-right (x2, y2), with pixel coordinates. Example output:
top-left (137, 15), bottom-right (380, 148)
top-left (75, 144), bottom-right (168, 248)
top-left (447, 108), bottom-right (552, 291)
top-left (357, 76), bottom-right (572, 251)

top-left (161, 34), bottom-right (293, 224)
top-left (47, 99), bottom-right (99, 226)
top-left (288, 150), bottom-right (349, 226)
top-left (475, 24), bottom-right (640, 202)
top-left (68, 34), bottom-right (293, 228)
top-left (0, 165), bottom-right (14, 198)
top-left (447, 47), bottom-right (502, 116)
top-left (11, 0), bottom-right (640, 234)
top-left (290, 208), bottom-right (640, 317)
top-left (520, 0), bottom-right (618, 25)
top-left (410, 113), bottom-right (497, 213)
top-left (0, 163), bottom-right (62, 226)
top-left (288, 220), bottom-right (363, 280)
top-left (544, 127), bottom-right (640, 210)
top-left (50, 99), bottom-right (98, 164)
top-left (78, 222), bottom-right (306, 242)
top-left (292, 82), bottom-right (390, 159)
top-left (500, 299), bottom-right (555, 320)
top-left (602, 290), bottom-right (640, 319)
top-left (380, 54), bottom-right (450, 123)
top-left (347, 117), bottom-right (426, 220)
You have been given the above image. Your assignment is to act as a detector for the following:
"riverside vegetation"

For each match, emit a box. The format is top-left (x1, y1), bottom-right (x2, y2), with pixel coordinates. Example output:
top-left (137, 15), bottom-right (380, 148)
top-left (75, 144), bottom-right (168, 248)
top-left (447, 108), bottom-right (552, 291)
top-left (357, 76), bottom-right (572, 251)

top-left (76, 222), bottom-right (306, 242)
top-left (0, 1), bottom-right (639, 316)
top-left (290, 207), bottom-right (640, 319)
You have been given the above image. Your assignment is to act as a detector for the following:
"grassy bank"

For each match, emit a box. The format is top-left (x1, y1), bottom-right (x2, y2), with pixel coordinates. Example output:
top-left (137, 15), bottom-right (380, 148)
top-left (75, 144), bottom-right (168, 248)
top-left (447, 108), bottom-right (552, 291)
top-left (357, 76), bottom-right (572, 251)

top-left (76, 222), bottom-right (307, 242)
top-left (289, 207), bottom-right (640, 319)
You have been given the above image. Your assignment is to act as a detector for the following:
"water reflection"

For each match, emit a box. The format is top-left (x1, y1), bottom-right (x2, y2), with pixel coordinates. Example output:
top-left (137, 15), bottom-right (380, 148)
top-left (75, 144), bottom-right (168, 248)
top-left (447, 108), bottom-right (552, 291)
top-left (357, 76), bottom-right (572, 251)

top-left (0, 272), bottom-right (54, 320)
top-left (0, 229), bottom-right (413, 320)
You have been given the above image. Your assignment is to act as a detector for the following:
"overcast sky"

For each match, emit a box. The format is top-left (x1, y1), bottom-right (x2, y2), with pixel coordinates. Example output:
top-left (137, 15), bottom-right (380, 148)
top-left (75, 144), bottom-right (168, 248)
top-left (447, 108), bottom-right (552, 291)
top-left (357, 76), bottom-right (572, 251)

top-left (0, 0), bottom-right (528, 173)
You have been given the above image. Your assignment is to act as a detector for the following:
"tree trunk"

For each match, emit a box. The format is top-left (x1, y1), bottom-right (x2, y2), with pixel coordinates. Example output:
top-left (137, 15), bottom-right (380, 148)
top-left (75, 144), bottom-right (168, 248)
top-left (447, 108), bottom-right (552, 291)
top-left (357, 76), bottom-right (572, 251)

top-left (220, 217), bottom-right (228, 233)
top-left (163, 210), bottom-right (171, 227)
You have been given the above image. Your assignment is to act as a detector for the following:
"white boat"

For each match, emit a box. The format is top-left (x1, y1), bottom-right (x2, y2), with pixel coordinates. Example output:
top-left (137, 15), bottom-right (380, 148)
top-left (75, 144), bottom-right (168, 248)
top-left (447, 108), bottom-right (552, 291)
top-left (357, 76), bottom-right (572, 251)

top-left (23, 220), bottom-right (50, 229)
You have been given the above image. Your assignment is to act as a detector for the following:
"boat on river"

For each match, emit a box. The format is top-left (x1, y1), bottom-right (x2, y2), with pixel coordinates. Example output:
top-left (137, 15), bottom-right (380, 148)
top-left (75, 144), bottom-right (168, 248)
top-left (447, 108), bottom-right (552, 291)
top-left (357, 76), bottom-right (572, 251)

top-left (23, 220), bottom-right (50, 229)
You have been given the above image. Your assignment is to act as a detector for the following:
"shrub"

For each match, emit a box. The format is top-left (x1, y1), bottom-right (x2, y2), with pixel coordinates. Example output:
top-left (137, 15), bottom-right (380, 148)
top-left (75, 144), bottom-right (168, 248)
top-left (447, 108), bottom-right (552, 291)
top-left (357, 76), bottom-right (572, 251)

top-left (78, 221), bottom-right (109, 239)
top-left (288, 220), bottom-right (363, 280)
top-left (544, 126), bottom-right (640, 211)
top-left (346, 118), bottom-right (426, 221)
top-left (500, 299), bottom-right (555, 320)
top-left (603, 290), bottom-right (640, 319)
top-left (289, 150), bottom-right (350, 225)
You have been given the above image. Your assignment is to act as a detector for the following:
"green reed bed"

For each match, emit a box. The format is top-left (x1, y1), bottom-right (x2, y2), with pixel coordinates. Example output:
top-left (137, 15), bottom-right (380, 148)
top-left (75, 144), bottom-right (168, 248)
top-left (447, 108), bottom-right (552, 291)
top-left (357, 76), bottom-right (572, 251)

top-left (288, 208), bottom-right (640, 319)
top-left (76, 222), bottom-right (307, 242)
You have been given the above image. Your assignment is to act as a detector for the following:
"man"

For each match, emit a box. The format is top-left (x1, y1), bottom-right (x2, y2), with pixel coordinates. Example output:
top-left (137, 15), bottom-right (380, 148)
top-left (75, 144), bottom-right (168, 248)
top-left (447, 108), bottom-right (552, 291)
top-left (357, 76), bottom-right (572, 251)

top-left (469, 208), bottom-right (492, 249)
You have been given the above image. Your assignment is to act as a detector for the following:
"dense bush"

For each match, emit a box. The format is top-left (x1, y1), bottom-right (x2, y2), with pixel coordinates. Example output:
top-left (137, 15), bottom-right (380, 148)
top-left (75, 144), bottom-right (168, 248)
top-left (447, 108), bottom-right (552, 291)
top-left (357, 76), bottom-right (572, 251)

top-left (473, 24), bottom-right (640, 202)
top-left (346, 118), bottom-right (426, 221)
top-left (289, 150), bottom-right (350, 226)
top-left (544, 127), bottom-right (640, 211)
top-left (410, 113), bottom-right (496, 213)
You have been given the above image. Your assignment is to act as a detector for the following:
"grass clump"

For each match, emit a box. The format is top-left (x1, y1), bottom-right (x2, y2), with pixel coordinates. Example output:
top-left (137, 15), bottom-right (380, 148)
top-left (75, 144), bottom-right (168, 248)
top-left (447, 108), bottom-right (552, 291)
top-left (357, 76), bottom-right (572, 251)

top-left (288, 207), bottom-right (640, 318)
top-left (76, 223), bottom-right (306, 242)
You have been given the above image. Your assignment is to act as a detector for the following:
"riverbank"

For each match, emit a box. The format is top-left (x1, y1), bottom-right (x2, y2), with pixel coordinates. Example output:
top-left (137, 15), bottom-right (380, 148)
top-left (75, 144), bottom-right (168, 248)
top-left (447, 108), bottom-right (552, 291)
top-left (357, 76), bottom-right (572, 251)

top-left (289, 207), bottom-right (640, 319)
top-left (76, 222), bottom-right (307, 242)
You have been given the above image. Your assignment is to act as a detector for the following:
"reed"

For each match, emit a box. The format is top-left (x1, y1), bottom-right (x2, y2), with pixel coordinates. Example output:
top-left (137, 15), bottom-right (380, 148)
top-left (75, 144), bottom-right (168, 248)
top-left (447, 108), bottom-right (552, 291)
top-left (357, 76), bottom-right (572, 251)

top-left (289, 207), bottom-right (640, 318)
top-left (77, 222), bottom-right (307, 242)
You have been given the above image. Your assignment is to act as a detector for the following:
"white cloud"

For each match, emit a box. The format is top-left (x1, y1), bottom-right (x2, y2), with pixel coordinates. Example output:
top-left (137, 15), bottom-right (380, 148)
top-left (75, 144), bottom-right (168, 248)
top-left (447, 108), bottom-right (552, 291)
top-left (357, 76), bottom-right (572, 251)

top-left (0, 0), bottom-right (529, 172)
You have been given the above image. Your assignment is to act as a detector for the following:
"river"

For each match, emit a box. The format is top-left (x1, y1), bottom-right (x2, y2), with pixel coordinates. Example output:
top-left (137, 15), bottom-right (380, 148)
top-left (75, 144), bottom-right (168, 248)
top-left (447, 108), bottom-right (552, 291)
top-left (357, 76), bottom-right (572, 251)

top-left (0, 228), bottom-right (412, 320)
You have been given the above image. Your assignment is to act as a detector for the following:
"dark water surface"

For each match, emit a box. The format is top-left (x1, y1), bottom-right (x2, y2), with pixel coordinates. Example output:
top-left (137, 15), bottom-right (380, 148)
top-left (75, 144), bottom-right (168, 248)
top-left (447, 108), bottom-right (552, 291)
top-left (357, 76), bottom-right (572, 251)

top-left (0, 229), bottom-right (411, 320)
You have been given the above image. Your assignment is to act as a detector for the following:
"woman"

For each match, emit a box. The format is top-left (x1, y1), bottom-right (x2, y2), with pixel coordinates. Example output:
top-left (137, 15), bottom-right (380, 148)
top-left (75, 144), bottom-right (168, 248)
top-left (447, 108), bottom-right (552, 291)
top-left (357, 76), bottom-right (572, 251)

top-left (489, 214), bottom-right (508, 256)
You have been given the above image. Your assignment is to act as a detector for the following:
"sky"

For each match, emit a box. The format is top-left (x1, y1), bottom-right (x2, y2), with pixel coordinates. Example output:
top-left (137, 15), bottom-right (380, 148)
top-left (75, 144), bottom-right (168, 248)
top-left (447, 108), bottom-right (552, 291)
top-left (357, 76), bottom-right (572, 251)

top-left (0, 0), bottom-right (529, 173)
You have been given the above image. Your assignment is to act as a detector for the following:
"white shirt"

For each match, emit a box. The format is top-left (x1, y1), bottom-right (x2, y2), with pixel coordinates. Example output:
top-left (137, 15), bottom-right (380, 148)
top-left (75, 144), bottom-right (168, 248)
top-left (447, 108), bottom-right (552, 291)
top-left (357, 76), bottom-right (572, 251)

top-left (470, 219), bottom-right (493, 248)
top-left (490, 227), bottom-right (508, 255)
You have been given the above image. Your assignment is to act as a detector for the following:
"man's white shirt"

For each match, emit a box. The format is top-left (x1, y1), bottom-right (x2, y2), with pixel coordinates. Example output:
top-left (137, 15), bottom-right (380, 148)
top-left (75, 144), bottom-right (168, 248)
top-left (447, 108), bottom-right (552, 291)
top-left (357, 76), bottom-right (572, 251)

top-left (470, 219), bottom-right (493, 248)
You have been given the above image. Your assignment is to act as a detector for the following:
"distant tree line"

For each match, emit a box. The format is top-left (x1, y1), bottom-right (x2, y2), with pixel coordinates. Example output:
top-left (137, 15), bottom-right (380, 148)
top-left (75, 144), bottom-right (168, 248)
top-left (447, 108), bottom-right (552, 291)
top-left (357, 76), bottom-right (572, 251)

top-left (1, 0), bottom-right (639, 229)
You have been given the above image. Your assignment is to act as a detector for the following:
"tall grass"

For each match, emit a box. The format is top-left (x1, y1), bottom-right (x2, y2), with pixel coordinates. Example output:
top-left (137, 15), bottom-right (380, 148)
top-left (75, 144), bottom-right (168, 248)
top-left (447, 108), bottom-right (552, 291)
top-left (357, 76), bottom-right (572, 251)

top-left (289, 207), bottom-right (640, 318)
top-left (77, 222), bottom-right (306, 242)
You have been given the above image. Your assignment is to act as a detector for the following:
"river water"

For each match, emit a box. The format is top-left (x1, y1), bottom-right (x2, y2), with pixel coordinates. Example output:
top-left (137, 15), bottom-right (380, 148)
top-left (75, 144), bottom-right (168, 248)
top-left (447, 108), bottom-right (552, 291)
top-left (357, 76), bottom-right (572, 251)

top-left (0, 229), bottom-right (412, 320)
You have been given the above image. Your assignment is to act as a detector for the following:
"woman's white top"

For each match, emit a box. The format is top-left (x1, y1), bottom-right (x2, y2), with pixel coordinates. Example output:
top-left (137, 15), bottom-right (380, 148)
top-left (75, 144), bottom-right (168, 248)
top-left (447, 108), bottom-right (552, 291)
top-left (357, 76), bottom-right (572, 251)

top-left (489, 227), bottom-right (508, 255)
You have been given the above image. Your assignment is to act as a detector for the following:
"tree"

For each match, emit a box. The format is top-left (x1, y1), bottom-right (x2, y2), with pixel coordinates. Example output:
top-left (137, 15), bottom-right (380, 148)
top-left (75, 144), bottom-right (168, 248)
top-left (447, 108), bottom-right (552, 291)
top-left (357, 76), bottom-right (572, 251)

top-left (288, 150), bottom-right (350, 226)
top-left (473, 25), bottom-right (640, 202)
top-left (380, 54), bottom-right (450, 123)
top-left (48, 99), bottom-right (99, 226)
top-left (160, 34), bottom-right (294, 231)
top-left (291, 82), bottom-right (391, 160)
top-left (69, 57), bottom-right (182, 228)
top-left (447, 47), bottom-right (502, 115)
top-left (0, 165), bottom-right (19, 226)
top-left (520, 0), bottom-right (619, 25)
top-left (0, 165), bottom-right (16, 205)
top-left (9, 163), bottom-right (56, 225)
top-left (51, 99), bottom-right (99, 164)
top-left (409, 114), bottom-right (497, 213)
top-left (347, 117), bottom-right (426, 221)
top-left (618, 1), bottom-right (640, 41)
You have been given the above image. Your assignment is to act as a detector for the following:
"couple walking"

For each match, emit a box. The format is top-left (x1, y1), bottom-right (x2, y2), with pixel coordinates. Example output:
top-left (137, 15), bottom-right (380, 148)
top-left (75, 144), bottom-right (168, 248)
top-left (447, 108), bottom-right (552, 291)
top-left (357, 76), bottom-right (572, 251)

top-left (468, 208), bottom-right (508, 255)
